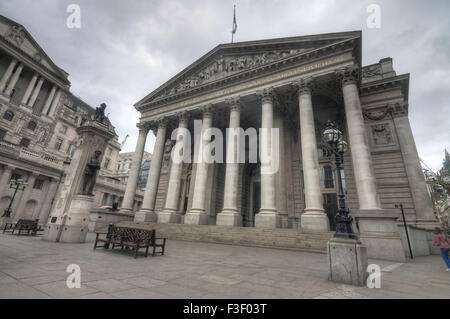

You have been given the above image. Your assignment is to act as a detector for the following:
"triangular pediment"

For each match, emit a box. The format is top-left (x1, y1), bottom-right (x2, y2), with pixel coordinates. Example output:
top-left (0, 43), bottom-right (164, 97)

top-left (0, 15), bottom-right (69, 82)
top-left (136, 31), bottom-right (361, 107)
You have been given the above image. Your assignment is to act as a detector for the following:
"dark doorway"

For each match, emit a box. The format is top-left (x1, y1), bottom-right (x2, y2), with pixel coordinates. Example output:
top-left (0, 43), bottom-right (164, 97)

top-left (323, 193), bottom-right (338, 231)
top-left (246, 181), bottom-right (260, 227)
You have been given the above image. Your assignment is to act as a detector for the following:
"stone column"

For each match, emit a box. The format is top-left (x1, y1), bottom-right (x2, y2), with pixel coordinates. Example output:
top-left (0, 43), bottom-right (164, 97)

top-left (217, 98), bottom-right (242, 226)
top-left (392, 108), bottom-right (434, 221)
top-left (41, 85), bottom-right (57, 115)
top-left (255, 88), bottom-right (279, 228)
top-left (135, 118), bottom-right (167, 222)
top-left (296, 78), bottom-right (329, 231)
top-left (159, 113), bottom-right (190, 224)
top-left (21, 73), bottom-right (38, 105)
top-left (28, 77), bottom-right (44, 108)
top-left (14, 172), bottom-right (38, 221)
top-left (274, 108), bottom-right (288, 228)
top-left (47, 90), bottom-right (61, 117)
top-left (339, 67), bottom-right (381, 210)
top-left (121, 124), bottom-right (149, 213)
top-left (4, 63), bottom-right (24, 97)
top-left (38, 178), bottom-right (59, 223)
top-left (0, 165), bottom-right (14, 197)
top-left (185, 105), bottom-right (213, 225)
top-left (0, 58), bottom-right (17, 93)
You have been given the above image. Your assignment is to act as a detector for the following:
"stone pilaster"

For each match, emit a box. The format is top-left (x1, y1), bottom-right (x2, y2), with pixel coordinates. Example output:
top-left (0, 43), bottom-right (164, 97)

top-left (338, 66), bottom-right (381, 210)
top-left (255, 88), bottom-right (280, 228)
top-left (273, 105), bottom-right (288, 228)
top-left (0, 58), bottom-right (17, 93)
top-left (217, 97), bottom-right (242, 226)
top-left (135, 117), bottom-right (167, 222)
top-left (185, 105), bottom-right (213, 225)
top-left (121, 124), bottom-right (149, 213)
top-left (14, 172), bottom-right (38, 221)
top-left (390, 104), bottom-right (435, 222)
top-left (158, 112), bottom-right (190, 224)
top-left (295, 78), bottom-right (329, 231)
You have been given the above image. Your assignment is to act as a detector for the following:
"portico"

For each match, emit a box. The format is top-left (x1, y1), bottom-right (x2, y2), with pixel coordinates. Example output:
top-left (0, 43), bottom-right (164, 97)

top-left (120, 31), bottom-right (436, 260)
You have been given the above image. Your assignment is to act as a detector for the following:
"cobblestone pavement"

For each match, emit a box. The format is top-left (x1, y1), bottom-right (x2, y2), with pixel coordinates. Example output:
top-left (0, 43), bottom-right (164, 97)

top-left (0, 233), bottom-right (449, 299)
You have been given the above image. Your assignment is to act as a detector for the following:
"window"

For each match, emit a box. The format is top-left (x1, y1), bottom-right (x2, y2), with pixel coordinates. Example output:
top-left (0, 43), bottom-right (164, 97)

top-left (117, 164), bottom-right (120, 170)
top-left (107, 147), bottom-right (112, 155)
top-left (33, 179), bottom-right (44, 190)
top-left (60, 125), bottom-right (68, 134)
top-left (10, 173), bottom-right (22, 182)
top-left (3, 110), bottom-right (14, 121)
top-left (128, 163), bottom-right (132, 169)
top-left (67, 144), bottom-right (76, 157)
top-left (0, 129), bottom-right (6, 141)
top-left (54, 138), bottom-right (63, 151)
top-left (27, 121), bottom-right (37, 131)
top-left (323, 165), bottom-right (335, 189)
top-left (103, 158), bottom-right (110, 169)
top-left (19, 138), bottom-right (30, 148)
top-left (10, 88), bottom-right (16, 98)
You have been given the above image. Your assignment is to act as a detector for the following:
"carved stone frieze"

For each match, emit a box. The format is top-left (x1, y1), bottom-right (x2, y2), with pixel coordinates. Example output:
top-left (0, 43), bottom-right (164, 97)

top-left (159, 49), bottom-right (309, 98)
top-left (4, 25), bottom-right (25, 47)
top-left (371, 123), bottom-right (394, 146)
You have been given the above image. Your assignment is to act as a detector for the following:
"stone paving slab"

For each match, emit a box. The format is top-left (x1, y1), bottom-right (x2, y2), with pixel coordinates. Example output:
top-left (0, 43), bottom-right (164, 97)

top-left (0, 233), bottom-right (449, 299)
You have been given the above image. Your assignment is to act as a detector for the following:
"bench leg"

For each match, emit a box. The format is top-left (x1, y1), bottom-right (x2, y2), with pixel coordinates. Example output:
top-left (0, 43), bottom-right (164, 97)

top-left (145, 245), bottom-right (149, 257)
top-left (134, 247), bottom-right (138, 259)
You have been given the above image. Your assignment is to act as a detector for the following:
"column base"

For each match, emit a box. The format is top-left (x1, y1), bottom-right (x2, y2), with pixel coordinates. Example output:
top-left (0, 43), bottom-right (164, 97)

top-left (157, 209), bottom-right (181, 224)
top-left (216, 210), bottom-right (242, 226)
top-left (134, 210), bottom-right (157, 223)
top-left (255, 210), bottom-right (280, 228)
top-left (184, 209), bottom-right (208, 225)
top-left (328, 237), bottom-right (368, 286)
top-left (301, 209), bottom-right (329, 232)
top-left (354, 209), bottom-right (406, 262)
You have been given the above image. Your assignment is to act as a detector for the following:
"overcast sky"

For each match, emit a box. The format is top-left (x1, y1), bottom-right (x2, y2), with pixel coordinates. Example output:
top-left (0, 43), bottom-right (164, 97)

top-left (1, 0), bottom-right (448, 172)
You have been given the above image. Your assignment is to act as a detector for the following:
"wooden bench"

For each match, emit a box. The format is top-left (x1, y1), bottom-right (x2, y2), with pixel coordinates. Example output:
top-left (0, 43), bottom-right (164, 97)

top-left (3, 219), bottom-right (40, 236)
top-left (94, 225), bottom-right (167, 258)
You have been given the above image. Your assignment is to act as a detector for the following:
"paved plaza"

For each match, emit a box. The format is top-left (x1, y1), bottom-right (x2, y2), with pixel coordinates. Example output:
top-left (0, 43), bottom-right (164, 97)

top-left (0, 233), bottom-right (449, 299)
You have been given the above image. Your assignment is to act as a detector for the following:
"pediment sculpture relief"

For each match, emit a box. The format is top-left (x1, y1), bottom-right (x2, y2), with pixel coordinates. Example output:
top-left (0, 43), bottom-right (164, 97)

top-left (4, 25), bottom-right (25, 47)
top-left (160, 48), bottom-right (309, 98)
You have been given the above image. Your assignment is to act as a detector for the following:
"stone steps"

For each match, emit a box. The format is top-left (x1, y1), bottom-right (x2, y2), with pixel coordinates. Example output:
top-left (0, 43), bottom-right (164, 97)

top-left (115, 221), bottom-right (335, 254)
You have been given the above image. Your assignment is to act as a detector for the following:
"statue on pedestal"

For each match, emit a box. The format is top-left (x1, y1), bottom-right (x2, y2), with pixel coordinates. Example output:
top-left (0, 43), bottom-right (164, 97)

top-left (93, 103), bottom-right (107, 123)
top-left (81, 150), bottom-right (101, 195)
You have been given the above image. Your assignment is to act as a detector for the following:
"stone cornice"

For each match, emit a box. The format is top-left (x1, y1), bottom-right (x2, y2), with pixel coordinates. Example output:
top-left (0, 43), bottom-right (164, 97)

top-left (136, 35), bottom-right (360, 112)
top-left (360, 73), bottom-right (409, 100)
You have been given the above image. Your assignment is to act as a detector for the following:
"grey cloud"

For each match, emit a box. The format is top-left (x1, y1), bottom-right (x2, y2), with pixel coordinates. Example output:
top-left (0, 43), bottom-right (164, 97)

top-left (0, 0), bottom-right (448, 171)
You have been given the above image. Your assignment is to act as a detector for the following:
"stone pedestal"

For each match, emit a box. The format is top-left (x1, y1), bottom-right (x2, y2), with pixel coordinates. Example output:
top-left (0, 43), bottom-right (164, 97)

top-left (157, 210), bottom-right (181, 224)
top-left (58, 195), bottom-right (93, 243)
top-left (328, 237), bottom-right (368, 286)
top-left (354, 209), bottom-right (406, 262)
top-left (216, 211), bottom-right (242, 226)
top-left (255, 211), bottom-right (280, 228)
top-left (301, 211), bottom-right (330, 232)
top-left (134, 210), bottom-right (158, 223)
top-left (184, 210), bottom-right (208, 225)
top-left (43, 119), bottom-right (115, 243)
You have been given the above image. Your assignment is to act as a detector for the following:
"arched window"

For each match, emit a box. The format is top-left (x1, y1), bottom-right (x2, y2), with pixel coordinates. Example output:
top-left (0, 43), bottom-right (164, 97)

top-left (27, 121), bottom-right (37, 131)
top-left (3, 110), bottom-right (14, 121)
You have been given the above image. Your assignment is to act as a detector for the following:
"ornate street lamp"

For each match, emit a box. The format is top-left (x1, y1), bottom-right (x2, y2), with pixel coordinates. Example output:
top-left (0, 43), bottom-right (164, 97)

top-left (322, 120), bottom-right (357, 239)
top-left (2, 178), bottom-right (28, 217)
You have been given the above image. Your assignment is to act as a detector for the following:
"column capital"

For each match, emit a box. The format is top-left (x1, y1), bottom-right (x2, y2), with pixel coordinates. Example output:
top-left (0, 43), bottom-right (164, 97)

top-left (336, 65), bottom-right (360, 87)
top-left (256, 87), bottom-right (274, 104)
top-left (175, 110), bottom-right (190, 126)
top-left (293, 77), bottom-right (314, 95)
top-left (199, 103), bottom-right (213, 117)
top-left (225, 96), bottom-right (242, 112)
top-left (136, 122), bottom-right (150, 133)
top-left (147, 116), bottom-right (168, 134)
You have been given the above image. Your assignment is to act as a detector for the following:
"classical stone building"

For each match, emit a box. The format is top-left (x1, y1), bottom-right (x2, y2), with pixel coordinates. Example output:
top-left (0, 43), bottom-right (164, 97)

top-left (0, 15), bottom-right (142, 225)
top-left (122, 31), bottom-right (437, 259)
top-left (114, 151), bottom-right (152, 186)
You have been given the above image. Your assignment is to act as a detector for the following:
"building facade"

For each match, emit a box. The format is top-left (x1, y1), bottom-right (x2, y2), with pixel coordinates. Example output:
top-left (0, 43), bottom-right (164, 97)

top-left (0, 15), bottom-right (143, 225)
top-left (122, 31), bottom-right (436, 239)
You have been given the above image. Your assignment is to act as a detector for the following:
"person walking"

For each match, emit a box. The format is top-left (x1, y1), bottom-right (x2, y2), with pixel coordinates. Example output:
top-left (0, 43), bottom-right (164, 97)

top-left (434, 228), bottom-right (450, 271)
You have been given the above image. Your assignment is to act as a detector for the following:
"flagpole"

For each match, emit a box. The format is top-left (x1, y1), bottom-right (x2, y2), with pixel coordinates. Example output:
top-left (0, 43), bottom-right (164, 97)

top-left (231, 5), bottom-right (235, 43)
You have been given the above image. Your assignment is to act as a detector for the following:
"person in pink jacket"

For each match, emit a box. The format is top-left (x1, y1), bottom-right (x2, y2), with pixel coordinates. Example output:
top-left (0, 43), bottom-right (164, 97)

top-left (434, 228), bottom-right (450, 271)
